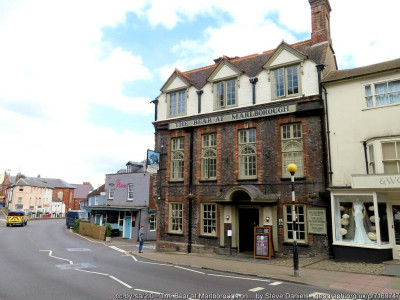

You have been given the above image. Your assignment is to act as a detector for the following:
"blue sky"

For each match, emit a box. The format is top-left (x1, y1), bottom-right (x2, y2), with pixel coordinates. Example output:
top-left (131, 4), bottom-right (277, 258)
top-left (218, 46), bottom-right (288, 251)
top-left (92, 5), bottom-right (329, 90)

top-left (0, 0), bottom-right (398, 188)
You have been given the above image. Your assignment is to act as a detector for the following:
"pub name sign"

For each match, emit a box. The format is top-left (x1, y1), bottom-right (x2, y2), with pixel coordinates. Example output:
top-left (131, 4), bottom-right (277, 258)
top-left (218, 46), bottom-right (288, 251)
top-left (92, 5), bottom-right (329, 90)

top-left (168, 104), bottom-right (296, 130)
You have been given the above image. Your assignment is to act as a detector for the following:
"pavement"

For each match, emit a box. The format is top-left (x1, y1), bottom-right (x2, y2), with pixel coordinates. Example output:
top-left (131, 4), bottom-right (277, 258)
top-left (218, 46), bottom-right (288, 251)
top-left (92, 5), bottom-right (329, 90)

top-left (104, 237), bottom-right (400, 296)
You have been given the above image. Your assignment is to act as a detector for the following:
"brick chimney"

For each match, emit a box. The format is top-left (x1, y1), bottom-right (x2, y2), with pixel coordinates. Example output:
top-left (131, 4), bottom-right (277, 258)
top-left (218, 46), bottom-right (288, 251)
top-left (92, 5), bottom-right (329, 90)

top-left (83, 182), bottom-right (91, 186)
top-left (309, 0), bottom-right (332, 45)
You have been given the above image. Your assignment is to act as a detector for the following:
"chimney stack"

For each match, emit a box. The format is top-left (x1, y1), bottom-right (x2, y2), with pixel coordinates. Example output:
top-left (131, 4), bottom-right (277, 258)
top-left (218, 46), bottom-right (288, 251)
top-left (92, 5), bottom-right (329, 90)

top-left (309, 0), bottom-right (332, 45)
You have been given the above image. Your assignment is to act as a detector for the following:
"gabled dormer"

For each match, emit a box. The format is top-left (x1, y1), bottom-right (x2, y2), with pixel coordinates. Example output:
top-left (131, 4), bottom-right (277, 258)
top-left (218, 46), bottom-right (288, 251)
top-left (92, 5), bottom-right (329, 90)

top-left (161, 69), bottom-right (191, 118)
top-left (207, 57), bottom-right (243, 111)
top-left (263, 42), bottom-right (308, 101)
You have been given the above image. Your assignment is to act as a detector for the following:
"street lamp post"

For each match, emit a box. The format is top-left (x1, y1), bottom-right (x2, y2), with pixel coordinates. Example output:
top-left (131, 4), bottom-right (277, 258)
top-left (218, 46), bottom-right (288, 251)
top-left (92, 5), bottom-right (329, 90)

top-left (287, 163), bottom-right (299, 277)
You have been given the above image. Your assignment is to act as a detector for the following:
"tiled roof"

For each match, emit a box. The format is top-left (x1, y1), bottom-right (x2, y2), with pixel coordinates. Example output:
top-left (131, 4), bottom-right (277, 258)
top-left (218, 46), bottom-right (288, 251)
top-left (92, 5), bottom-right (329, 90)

top-left (15, 178), bottom-right (53, 189)
top-left (87, 184), bottom-right (105, 197)
top-left (180, 40), bottom-right (330, 90)
top-left (25, 177), bottom-right (76, 189)
top-left (323, 58), bottom-right (400, 83)
top-left (72, 183), bottom-right (93, 199)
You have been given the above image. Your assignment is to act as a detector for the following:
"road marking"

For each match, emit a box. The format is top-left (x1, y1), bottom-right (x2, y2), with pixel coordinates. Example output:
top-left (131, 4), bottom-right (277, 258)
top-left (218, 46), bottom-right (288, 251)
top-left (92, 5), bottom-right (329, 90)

top-left (40, 250), bottom-right (73, 264)
top-left (208, 274), bottom-right (271, 282)
top-left (131, 255), bottom-right (138, 262)
top-left (139, 261), bottom-right (172, 267)
top-left (75, 269), bottom-right (109, 276)
top-left (269, 281), bottom-right (282, 286)
top-left (134, 289), bottom-right (163, 295)
top-left (109, 275), bottom-right (133, 288)
top-left (109, 246), bottom-right (126, 253)
top-left (249, 287), bottom-right (264, 292)
top-left (174, 266), bottom-right (205, 274)
top-left (56, 263), bottom-right (96, 270)
top-left (66, 248), bottom-right (91, 252)
top-left (76, 269), bottom-right (133, 288)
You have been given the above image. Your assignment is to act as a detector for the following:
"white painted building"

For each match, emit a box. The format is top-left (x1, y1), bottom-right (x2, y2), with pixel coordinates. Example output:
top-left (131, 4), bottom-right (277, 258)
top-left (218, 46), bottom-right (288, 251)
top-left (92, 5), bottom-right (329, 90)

top-left (323, 58), bottom-right (400, 262)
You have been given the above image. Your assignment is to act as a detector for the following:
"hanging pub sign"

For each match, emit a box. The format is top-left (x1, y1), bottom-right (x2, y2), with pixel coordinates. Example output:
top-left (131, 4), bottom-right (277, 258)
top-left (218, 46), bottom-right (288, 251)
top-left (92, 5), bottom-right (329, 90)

top-left (254, 226), bottom-right (274, 260)
top-left (146, 149), bottom-right (160, 173)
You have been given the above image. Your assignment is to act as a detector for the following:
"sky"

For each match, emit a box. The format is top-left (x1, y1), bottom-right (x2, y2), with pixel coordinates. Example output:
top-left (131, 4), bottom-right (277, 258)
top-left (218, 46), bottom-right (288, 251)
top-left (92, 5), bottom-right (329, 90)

top-left (0, 0), bottom-right (398, 188)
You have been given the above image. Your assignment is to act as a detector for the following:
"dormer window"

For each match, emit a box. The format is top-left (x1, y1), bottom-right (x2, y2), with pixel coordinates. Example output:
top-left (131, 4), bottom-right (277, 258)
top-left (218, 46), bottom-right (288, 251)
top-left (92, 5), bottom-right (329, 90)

top-left (272, 65), bottom-right (300, 99)
top-left (215, 78), bottom-right (237, 110)
top-left (127, 165), bottom-right (132, 173)
top-left (168, 90), bottom-right (186, 117)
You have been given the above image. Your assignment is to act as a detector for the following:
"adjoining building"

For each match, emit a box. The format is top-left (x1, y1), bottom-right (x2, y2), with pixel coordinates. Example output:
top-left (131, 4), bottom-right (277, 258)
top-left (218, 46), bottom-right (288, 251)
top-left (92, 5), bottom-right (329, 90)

top-left (323, 58), bottom-right (400, 262)
top-left (87, 162), bottom-right (156, 241)
top-left (151, 0), bottom-right (336, 256)
top-left (80, 184), bottom-right (105, 210)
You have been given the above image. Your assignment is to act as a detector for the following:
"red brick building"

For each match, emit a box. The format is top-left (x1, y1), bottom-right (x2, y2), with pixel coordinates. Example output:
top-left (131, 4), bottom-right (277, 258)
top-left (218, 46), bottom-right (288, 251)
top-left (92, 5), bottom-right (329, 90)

top-left (152, 0), bottom-right (336, 256)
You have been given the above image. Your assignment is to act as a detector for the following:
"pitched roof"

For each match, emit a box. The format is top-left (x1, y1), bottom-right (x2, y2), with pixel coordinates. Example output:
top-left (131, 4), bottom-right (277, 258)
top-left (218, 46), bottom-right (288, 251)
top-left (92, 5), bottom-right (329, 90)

top-left (323, 58), bottom-right (400, 83)
top-left (24, 177), bottom-right (76, 189)
top-left (87, 184), bottom-right (105, 197)
top-left (72, 183), bottom-right (93, 199)
top-left (173, 40), bottom-right (331, 90)
top-left (15, 178), bottom-right (54, 189)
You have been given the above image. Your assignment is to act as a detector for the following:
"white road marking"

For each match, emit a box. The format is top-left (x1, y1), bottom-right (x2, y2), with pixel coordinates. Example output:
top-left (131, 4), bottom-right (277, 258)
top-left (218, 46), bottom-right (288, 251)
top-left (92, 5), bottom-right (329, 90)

top-left (269, 281), bottom-right (282, 286)
top-left (109, 275), bottom-right (133, 288)
top-left (131, 255), bottom-right (138, 262)
top-left (139, 261), bottom-right (172, 266)
top-left (249, 287), bottom-right (264, 292)
top-left (40, 250), bottom-right (73, 264)
top-left (174, 266), bottom-right (205, 274)
top-left (75, 269), bottom-right (109, 276)
top-left (109, 246), bottom-right (126, 253)
top-left (208, 273), bottom-right (271, 282)
top-left (134, 289), bottom-right (163, 295)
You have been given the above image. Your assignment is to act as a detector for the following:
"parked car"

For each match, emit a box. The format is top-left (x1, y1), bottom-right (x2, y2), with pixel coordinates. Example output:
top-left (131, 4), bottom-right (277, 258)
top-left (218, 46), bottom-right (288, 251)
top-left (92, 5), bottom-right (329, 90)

top-left (7, 211), bottom-right (28, 227)
top-left (66, 210), bottom-right (89, 228)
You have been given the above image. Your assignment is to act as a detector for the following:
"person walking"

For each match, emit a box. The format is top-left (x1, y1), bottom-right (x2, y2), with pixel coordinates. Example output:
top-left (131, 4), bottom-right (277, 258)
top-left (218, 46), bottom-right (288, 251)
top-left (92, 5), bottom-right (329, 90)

top-left (138, 225), bottom-right (145, 253)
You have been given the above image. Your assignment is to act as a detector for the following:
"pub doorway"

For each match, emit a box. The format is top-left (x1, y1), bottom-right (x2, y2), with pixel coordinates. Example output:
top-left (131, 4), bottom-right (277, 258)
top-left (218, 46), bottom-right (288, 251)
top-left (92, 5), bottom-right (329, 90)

top-left (239, 208), bottom-right (259, 252)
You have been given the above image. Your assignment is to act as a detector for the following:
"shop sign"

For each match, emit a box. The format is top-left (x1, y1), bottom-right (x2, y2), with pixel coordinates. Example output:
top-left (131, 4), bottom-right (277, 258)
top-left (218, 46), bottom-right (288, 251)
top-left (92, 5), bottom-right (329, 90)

top-left (168, 104), bottom-right (296, 130)
top-left (307, 208), bottom-right (327, 234)
top-left (115, 179), bottom-right (127, 189)
top-left (352, 174), bottom-right (400, 189)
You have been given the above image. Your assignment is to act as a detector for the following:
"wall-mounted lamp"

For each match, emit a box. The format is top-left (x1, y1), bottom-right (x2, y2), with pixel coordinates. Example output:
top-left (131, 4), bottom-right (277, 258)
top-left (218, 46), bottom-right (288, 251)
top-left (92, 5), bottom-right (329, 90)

top-left (265, 216), bottom-right (270, 223)
top-left (225, 215), bottom-right (230, 221)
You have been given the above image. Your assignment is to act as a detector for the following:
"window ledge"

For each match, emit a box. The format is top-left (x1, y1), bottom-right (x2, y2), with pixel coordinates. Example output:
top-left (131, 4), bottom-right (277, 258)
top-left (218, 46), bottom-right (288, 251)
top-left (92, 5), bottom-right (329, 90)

top-left (168, 180), bottom-right (184, 184)
top-left (199, 179), bottom-right (217, 183)
top-left (199, 234), bottom-right (218, 239)
top-left (237, 178), bottom-right (258, 182)
top-left (167, 232), bottom-right (184, 236)
top-left (283, 242), bottom-right (309, 247)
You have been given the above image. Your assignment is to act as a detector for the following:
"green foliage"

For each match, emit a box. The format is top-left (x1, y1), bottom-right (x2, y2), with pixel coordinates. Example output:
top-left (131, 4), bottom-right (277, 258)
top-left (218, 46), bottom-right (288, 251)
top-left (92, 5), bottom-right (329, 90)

top-left (105, 223), bottom-right (112, 237)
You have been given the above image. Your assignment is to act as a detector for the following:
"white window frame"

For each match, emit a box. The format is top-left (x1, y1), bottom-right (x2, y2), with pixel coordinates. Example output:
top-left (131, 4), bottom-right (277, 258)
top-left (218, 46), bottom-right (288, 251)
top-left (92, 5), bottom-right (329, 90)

top-left (149, 213), bottom-right (157, 231)
top-left (201, 133), bottom-right (217, 180)
top-left (271, 64), bottom-right (301, 100)
top-left (283, 204), bottom-right (307, 243)
top-left (201, 204), bottom-right (217, 236)
top-left (127, 184), bottom-right (134, 201)
top-left (169, 202), bottom-right (183, 233)
top-left (94, 196), bottom-right (99, 205)
top-left (367, 137), bottom-right (400, 174)
top-left (108, 183), bottom-right (115, 199)
top-left (238, 128), bottom-right (257, 179)
top-left (281, 123), bottom-right (304, 178)
top-left (364, 79), bottom-right (400, 108)
top-left (168, 90), bottom-right (186, 117)
top-left (214, 78), bottom-right (237, 110)
top-left (170, 137), bottom-right (185, 181)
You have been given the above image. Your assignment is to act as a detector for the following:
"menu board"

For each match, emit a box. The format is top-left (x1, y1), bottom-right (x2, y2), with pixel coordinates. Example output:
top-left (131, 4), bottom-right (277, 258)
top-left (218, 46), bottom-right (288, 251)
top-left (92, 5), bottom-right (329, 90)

top-left (254, 226), bottom-right (274, 260)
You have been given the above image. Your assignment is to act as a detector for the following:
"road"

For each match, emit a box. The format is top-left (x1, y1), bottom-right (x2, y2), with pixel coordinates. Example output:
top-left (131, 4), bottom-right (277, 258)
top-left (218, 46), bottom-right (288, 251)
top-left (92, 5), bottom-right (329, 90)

top-left (0, 219), bottom-right (362, 300)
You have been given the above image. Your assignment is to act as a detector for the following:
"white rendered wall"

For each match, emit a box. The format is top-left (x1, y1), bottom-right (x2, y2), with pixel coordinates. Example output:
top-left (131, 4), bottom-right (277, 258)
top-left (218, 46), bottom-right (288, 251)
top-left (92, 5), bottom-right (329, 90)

top-left (326, 72), bottom-right (400, 187)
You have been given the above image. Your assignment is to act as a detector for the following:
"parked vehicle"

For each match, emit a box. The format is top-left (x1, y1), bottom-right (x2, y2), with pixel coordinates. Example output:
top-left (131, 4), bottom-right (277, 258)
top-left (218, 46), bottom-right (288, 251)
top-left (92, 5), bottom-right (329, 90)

top-left (66, 210), bottom-right (89, 228)
top-left (7, 211), bottom-right (28, 227)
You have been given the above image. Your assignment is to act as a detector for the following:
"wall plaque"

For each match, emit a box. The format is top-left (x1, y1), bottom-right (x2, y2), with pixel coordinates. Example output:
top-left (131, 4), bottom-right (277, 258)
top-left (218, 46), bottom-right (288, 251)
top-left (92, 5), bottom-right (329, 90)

top-left (307, 208), bottom-right (327, 234)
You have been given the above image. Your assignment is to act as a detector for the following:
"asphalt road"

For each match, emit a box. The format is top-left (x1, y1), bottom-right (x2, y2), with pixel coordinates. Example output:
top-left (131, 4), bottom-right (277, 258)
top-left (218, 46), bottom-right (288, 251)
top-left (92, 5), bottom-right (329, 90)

top-left (0, 219), bottom-right (362, 300)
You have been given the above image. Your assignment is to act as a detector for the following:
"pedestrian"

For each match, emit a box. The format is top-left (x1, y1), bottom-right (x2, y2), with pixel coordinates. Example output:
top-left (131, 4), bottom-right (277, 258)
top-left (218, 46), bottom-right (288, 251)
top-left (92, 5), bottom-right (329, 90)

top-left (138, 225), bottom-right (145, 253)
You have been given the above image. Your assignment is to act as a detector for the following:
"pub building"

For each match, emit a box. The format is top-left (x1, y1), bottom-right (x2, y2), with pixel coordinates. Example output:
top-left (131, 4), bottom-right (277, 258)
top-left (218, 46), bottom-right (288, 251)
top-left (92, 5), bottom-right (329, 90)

top-left (151, 0), bottom-right (336, 257)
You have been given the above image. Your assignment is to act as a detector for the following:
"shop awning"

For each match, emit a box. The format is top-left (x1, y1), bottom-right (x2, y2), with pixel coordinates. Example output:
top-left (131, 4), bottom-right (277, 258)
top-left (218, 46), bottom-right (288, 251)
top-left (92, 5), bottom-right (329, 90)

top-left (86, 205), bottom-right (148, 212)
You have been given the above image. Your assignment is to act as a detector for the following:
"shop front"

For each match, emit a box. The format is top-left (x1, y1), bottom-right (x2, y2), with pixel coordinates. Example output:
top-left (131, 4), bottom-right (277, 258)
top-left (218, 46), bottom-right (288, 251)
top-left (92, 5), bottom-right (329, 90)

top-left (331, 174), bottom-right (400, 262)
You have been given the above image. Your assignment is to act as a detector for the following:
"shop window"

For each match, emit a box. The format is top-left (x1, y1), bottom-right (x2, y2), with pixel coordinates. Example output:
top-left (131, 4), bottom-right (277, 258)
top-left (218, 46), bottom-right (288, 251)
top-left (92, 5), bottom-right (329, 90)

top-left (333, 195), bottom-right (389, 245)
top-left (281, 123), bottom-right (304, 177)
top-left (169, 202), bottom-right (183, 233)
top-left (238, 128), bottom-right (257, 179)
top-left (149, 214), bottom-right (157, 231)
top-left (201, 204), bottom-right (217, 236)
top-left (170, 137), bottom-right (185, 181)
top-left (284, 204), bottom-right (307, 242)
top-left (201, 134), bottom-right (217, 180)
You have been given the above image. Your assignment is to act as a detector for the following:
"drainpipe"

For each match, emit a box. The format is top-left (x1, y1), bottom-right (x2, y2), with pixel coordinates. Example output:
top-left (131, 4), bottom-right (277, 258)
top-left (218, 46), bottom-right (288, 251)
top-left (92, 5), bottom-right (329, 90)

top-left (150, 99), bottom-right (159, 121)
top-left (363, 141), bottom-right (369, 174)
top-left (196, 90), bottom-right (203, 114)
top-left (249, 77), bottom-right (258, 105)
top-left (187, 128), bottom-right (195, 253)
